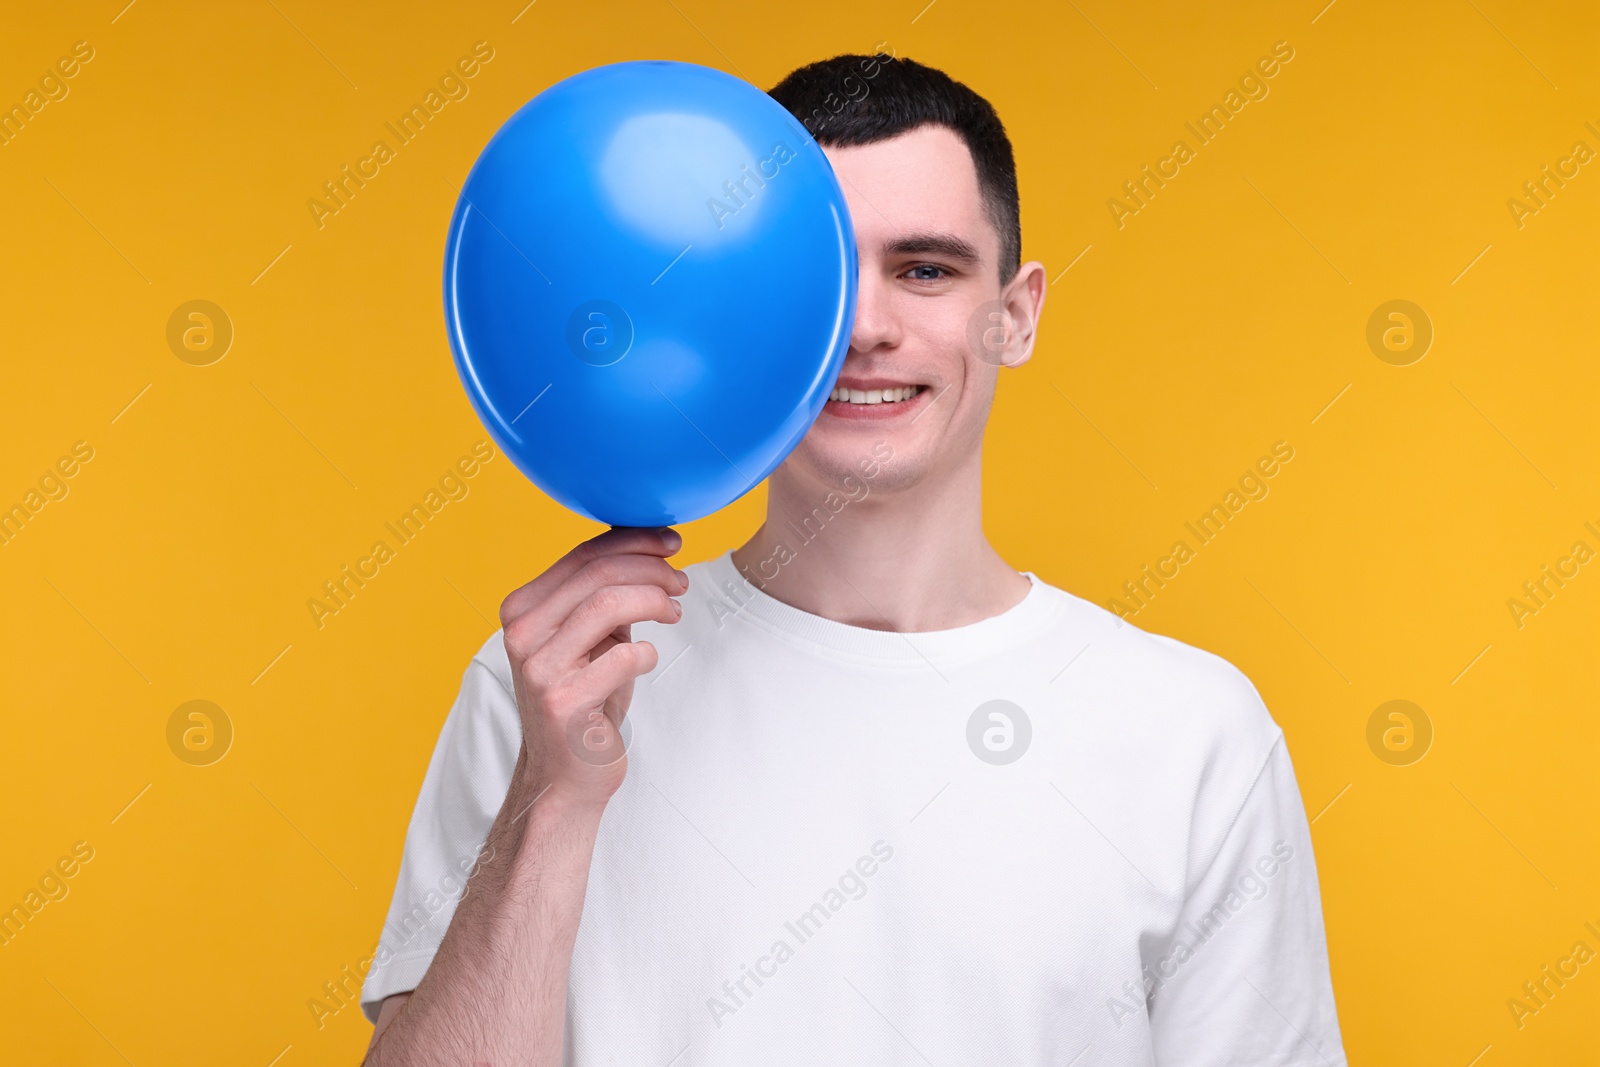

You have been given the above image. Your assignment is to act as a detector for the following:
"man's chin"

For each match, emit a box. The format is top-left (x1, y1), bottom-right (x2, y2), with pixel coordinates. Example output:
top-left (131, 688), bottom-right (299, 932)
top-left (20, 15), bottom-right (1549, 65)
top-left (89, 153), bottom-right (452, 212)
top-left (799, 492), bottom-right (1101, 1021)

top-left (786, 437), bottom-right (923, 499)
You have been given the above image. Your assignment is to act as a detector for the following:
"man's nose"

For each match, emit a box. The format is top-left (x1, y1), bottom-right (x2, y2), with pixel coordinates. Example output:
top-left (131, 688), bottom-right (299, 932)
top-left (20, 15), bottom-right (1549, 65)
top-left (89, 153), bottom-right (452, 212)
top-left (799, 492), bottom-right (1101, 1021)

top-left (849, 266), bottom-right (900, 355)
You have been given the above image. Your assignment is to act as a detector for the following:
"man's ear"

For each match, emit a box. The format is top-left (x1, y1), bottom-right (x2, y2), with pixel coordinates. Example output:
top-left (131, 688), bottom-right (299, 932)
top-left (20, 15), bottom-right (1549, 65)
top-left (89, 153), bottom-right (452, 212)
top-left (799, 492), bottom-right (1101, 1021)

top-left (998, 259), bottom-right (1048, 369)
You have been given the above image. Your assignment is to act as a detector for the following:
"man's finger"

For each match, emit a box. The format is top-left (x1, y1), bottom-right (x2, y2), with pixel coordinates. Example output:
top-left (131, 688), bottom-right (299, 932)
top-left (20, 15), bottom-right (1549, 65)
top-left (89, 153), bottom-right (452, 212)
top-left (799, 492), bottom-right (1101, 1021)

top-left (499, 526), bottom-right (680, 625)
top-left (560, 639), bottom-right (659, 722)
top-left (530, 584), bottom-right (680, 677)
top-left (503, 553), bottom-right (686, 660)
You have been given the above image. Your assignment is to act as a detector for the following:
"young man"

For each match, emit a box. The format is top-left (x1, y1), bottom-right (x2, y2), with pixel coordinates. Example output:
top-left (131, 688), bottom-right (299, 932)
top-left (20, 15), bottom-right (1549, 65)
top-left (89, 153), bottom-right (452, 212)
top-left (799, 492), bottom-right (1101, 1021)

top-left (359, 54), bottom-right (1347, 1066)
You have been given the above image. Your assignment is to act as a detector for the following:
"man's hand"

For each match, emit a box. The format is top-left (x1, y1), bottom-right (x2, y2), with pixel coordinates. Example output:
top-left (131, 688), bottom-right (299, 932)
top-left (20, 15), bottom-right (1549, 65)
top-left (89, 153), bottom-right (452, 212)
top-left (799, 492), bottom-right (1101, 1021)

top-left (499, 524), bottom-right (688, 812)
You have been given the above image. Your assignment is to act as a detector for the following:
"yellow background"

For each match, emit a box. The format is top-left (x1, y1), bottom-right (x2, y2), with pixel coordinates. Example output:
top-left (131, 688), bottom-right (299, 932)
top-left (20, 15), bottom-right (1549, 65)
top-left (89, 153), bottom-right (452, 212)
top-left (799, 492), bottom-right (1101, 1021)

top-left (2, 0), bottom-right (1596, 1063)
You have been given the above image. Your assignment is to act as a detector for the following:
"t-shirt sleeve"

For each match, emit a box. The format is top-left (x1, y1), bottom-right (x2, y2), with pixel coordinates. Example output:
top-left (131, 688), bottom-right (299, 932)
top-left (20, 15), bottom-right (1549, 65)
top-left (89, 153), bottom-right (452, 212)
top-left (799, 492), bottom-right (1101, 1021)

top-left (1146, 736), bottom-right (1347, 1066)
top-left (359, 645), bottom-right (522, 1023)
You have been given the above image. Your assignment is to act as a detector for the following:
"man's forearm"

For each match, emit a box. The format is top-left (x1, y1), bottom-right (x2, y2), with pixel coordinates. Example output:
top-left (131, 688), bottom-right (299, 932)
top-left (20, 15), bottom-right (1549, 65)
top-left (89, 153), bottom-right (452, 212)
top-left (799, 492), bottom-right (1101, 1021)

top-left (365, 747), bottom-right (603, 1066)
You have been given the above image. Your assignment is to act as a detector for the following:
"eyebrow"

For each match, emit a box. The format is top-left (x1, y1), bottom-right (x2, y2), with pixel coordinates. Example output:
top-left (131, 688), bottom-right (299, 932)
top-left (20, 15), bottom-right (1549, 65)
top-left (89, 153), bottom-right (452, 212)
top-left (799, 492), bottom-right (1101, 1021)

top-left (882, 231), bottom-right (982, 266)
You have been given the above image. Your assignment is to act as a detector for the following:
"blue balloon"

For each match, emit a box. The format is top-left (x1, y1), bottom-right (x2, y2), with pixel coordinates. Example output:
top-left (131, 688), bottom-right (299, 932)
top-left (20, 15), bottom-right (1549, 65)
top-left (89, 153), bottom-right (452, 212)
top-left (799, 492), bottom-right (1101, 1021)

top-left (444, 60), bottom-right (857, 527)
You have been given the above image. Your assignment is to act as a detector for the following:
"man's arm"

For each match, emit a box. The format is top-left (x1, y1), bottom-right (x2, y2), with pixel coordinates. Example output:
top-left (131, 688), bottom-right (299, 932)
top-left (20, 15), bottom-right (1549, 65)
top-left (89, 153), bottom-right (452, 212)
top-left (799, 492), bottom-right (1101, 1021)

top-left (362, 527), bottom-right (687, 1065)
top-left (363, 747), bottom-right (606, 1064)
top-left (365, 993), bottom-right (409, 1050)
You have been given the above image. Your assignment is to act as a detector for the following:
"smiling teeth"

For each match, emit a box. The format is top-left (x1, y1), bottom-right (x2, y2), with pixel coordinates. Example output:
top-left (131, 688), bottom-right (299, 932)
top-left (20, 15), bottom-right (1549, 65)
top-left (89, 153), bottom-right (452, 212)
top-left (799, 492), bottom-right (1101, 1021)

top-left (830, 385), bottom-right (922, 404)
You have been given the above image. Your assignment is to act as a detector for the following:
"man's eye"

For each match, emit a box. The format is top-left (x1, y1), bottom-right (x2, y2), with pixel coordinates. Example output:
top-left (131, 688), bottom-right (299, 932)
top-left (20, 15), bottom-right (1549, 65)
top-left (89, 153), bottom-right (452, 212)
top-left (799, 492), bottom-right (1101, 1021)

top-left (904, 264), bottom-right (949, 282)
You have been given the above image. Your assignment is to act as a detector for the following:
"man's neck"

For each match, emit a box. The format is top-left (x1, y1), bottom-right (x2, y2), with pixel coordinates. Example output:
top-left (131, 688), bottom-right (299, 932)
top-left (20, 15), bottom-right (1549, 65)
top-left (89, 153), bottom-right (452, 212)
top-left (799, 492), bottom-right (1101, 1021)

top-left (730, 451), bottom-right (1031, 633)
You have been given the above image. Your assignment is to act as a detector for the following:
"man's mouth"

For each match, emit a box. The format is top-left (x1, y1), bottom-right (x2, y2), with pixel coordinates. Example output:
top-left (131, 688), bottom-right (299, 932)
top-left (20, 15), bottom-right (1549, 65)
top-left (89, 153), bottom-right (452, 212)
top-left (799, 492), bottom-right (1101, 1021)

top-left (822, 379), bottom-right (932, 420)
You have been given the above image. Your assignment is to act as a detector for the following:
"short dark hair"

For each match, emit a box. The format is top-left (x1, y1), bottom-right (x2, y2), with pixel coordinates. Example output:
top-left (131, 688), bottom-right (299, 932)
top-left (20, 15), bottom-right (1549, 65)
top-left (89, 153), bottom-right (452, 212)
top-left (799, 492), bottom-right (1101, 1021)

top-left (768, 53), bottom-right (1021, 288)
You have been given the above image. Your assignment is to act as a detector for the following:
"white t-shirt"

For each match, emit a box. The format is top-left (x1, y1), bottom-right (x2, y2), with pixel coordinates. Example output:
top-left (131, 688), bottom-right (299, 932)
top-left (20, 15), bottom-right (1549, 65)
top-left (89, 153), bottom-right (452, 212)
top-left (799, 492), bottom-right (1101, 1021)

top-left (362, 550), bottom-right (1347, 1066)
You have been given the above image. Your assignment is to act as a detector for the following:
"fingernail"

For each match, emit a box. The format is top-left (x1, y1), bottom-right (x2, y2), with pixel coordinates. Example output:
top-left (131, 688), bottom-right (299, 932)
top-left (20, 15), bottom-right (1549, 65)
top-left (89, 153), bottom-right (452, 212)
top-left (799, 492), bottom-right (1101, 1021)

top-left (675, 568), bottom-right (689, 590)
top-left (672, 599), bottom-right (683, 618)
top-left (663, 528), bottom-right (682, 551)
